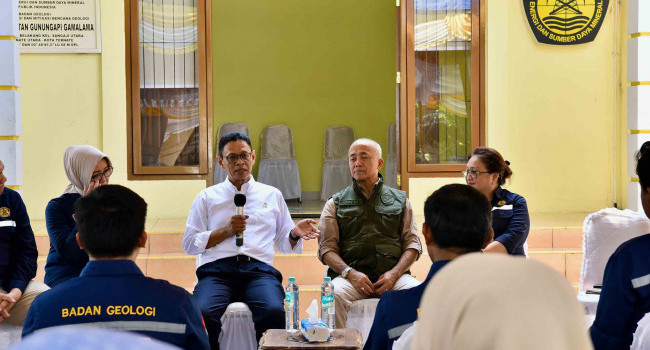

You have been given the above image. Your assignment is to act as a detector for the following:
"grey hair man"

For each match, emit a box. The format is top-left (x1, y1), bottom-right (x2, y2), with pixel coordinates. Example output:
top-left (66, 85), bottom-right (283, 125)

top-left (317, 138), bottom-right (422, 328)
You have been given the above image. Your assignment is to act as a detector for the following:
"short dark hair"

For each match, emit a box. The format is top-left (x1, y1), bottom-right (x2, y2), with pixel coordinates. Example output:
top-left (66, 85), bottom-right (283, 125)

top-left (74, 185), bottom-right (147, 258)
top-left (424, 184), bottom-right (492, 253)
top-left (218, 132), bottom-right (251, 157)
top-left (469, 147), bottom-right (512, 186)
top-left (637, 141), bottom-right (650, 191)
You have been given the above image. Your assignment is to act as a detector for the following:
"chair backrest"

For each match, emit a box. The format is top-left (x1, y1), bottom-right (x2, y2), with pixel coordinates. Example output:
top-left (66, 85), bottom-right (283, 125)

top-left (323, 126), bottom-right (355, 161)
top-left (260, 125), bottom-right (295, 160)
top-left (580, 208), bottom-right (650, 292)
top-left (217, 123), bottom-right (250, 141)
top-left (387, 123), bottom-right (397, 158)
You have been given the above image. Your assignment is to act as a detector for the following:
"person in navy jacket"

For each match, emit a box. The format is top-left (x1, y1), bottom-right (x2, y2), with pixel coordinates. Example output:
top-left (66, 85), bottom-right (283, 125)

top-left (590, 141), bottom-right (650, 349)
top-left (364, 184), bottom-right (494, 350)
top-left (464, 147), bottom-right (529, 255)
top-left (44, 145), bottom-right (113, 287)
top-left (23, 185), bottom-right (209, 350)
top-left (0, 160), bottom-right (48, 325)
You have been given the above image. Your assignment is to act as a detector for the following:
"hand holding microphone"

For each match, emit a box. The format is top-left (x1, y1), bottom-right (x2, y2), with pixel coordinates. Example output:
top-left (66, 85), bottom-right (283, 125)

top-left (234, 194), bottom-right (247, 246)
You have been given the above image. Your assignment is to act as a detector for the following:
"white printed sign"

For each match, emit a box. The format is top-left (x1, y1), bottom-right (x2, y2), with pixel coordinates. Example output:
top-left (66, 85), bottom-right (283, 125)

top-left (18, 0), bottom-right (101, 53)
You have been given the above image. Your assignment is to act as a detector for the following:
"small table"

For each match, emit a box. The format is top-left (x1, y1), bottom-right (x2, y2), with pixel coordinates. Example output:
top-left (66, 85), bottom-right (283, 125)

top-left (259, 329), bottom-right (363, 350)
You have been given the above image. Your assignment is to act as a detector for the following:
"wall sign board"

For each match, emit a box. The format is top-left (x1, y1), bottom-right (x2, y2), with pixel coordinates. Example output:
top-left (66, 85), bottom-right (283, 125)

top-left (18, 0), bottom-right (101, 53)
top-left (524, 0), bottom-right (608, 45)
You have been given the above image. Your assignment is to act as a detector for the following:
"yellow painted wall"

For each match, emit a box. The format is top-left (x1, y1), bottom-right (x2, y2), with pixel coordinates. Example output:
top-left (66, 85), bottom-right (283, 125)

top-left (21, 54), bottom-right (103, 220)
top-left (21, 0), bottom-right (206, 220)
top-left (409, 0), bottom-right (623, 216)
top-left (211, 0), bottom-right (397, 192)
top-left (20, 0), bottom-right (397, 219)
top-left (20, 0), bottom-right (626, 219)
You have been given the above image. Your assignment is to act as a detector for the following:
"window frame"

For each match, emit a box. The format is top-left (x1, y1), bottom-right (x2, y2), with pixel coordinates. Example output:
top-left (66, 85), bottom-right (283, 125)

top-left (124, 0), bottom-right (213, 182)
top-left (398, 0), bottom-right (485, 192)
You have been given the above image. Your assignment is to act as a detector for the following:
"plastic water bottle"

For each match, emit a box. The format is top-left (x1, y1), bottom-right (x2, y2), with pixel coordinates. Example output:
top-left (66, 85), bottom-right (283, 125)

top-left (321, 276), bottom-right (335, 330)
top-left (284, 277), bottom-right (300, 334)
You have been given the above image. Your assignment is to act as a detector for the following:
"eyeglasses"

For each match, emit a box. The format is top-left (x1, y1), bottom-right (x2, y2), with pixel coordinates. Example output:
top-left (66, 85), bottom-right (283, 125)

top-left (461, 168), bottom-right (491, 180)
top-left (91, 166), bottom-right (113, 182)
top-left (224, 152), bottom-right (252, 164)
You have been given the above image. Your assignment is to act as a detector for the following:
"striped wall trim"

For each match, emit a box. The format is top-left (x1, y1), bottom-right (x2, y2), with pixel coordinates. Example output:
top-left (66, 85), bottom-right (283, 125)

top-left (631, 82), bottom-right (650, 86)
top-left (632, 273), bottom-right (650, 289)
top-left (0, 86), bottom-right (18, 91)
top-left (37, 321), bottom-right (187, 335)
top-left (629, 130), bottom-right (650, 134)
top-left (527, 250), bottom-right (582, 254)
top-left (147, 231), bottom-right (184, 235)
top-left (6, 185), bottom-right (21, 190)
top-left (631, 33), bottom-right (650, 38)
top-left (0, 36), bottom-right (16, 41)
top-left (137, 255), bottom-right (194, 260)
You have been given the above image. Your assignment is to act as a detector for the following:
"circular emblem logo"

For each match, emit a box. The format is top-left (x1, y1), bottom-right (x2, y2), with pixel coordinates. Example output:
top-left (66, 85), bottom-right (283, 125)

top-left (524, 0), bottom-right (608, 45)
top-left (0, 207), bottom-right (10, 218)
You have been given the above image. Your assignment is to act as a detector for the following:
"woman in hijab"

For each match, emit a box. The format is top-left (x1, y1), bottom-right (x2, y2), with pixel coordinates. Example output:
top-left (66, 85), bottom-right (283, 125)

top-left (411, 254), bottom-right (593, 350)
top-left (43, 146), bottom-right (113, 287)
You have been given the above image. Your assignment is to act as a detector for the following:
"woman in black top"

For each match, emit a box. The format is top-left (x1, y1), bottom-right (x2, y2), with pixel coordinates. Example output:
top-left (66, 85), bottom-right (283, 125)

top-left (44, 145), bottom-right (113, 287)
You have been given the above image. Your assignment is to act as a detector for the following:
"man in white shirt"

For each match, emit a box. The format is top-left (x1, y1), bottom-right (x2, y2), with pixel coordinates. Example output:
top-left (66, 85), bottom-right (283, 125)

top-left (183, 132), bottom-right (319, 349)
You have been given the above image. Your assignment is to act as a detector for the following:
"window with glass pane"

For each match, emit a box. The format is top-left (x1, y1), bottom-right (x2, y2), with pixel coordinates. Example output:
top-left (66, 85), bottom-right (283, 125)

top-left (129, 0), bottom-right (208, 176)
top-left (413, 0), bottom-right (472, 165)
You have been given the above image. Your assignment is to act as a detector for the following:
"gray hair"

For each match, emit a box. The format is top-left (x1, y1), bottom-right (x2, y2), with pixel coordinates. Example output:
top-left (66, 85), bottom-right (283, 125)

top-left (351, 138), bottom-right (382, 158)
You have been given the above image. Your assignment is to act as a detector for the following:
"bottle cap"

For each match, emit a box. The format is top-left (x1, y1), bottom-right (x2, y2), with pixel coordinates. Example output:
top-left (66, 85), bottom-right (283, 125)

top-left (324, 277), bottom-right (331, 282)
top-left (289, 277), bottom-right (296, 282)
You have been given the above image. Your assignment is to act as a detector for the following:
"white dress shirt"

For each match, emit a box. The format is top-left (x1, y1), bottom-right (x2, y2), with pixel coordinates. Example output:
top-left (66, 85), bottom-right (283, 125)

top-left (183, 176), bottom-right (301, 268)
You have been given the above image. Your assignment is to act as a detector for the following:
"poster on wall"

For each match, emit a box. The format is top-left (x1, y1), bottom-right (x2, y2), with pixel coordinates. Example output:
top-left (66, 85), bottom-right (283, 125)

top-left (18, 0), bottom-right (101, 53)
top-left (524, 0), bottom-right (608, 45)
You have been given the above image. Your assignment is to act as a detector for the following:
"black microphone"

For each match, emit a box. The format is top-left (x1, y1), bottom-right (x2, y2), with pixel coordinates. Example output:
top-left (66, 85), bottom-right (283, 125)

top-left (234, 194), bottom-right (247, 247)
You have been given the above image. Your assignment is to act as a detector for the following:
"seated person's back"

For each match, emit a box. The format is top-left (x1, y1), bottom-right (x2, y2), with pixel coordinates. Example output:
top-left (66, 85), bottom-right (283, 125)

top-left (363, 184), bottom-right (494, 350)
top-left (22, 185), bottom-right (209, 350)
top-left (590, 141), bottom-right (650, 349)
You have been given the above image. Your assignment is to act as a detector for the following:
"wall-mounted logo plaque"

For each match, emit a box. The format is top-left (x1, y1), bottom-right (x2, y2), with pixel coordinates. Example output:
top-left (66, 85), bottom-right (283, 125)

top-left (524, 0), bottom-right (608, 45)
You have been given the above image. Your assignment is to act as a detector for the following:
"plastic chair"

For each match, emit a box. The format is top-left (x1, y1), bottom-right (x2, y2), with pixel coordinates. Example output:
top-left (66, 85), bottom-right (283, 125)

top-left (219, 302), bottom-right (257, 350)
top-left (346, 298), bottom-right (379, 346)
top-left (384, 123), bottom-right (398, 188)
top-left (213, 123), bottom-right (250, 184)
top-left (257, 125), bottom-right (302, 200)
top-left (0, 323), bottom-right (22, 349)
top-left (578, 208), bottom-right (650, 319)
top-left (320, 126), bottom-right (355, 201)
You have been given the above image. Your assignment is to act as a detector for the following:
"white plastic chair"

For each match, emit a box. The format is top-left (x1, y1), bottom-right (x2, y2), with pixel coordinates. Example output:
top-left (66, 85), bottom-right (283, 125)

top-left (218, 302), bottom-right (257, 350)
top-left (578, 208), bottom-right (650, 318)
top-left (632, 313), bottom-right (650, 350)
top-left (257, 125), bottom-right (302, 200)
top-left (213, 123), bottom-right (250, 184)
top-left (346, 298), bottom-right (380, 346)
top-left (0, 323), bottom-right (22, 349)
top-left (320, 126), bottom-right (355, 201)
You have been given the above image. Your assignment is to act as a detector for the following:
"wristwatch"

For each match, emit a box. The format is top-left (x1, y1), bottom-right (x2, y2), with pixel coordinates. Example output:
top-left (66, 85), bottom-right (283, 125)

top-left (341, 267), bottom-right (353, 279)
top-left (289, 229), bottom-right (300, 241)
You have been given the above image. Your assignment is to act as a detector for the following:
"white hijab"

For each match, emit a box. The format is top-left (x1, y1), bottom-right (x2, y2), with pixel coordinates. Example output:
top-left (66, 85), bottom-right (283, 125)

top-left (411, 253), bottom-right (593, 350)
top-left (63, 145), bottom-right (111, 195)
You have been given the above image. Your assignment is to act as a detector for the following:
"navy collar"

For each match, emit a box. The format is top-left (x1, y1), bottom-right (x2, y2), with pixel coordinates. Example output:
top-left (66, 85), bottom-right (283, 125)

top-left (80, 260), bottom-right (144, 277)
top-left (425, 260), bottom-right (451, 283)
top-left (492, 186), bottom-right (505, 205)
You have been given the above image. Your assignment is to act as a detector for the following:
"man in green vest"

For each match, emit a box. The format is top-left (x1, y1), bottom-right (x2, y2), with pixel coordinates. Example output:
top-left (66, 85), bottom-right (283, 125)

top-left (318, 138), bottom-right (422, 329)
